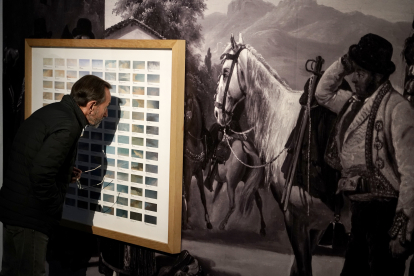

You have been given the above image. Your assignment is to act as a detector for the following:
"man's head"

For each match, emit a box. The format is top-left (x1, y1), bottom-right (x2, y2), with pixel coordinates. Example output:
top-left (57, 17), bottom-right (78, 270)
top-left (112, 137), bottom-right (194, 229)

top-left (70, 75), bottom-right (112, 128)
top-left (348, 33), bottom-right (395, 99)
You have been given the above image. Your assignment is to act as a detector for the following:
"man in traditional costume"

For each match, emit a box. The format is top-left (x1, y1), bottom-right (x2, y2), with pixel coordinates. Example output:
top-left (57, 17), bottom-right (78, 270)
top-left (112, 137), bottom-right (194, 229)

top-left (316, 33), bottom-right (414, 275)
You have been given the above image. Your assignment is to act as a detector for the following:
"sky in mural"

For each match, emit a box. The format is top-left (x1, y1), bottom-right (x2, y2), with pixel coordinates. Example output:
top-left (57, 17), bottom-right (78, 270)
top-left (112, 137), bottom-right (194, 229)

top-left (105, 0), bottom-right (414, 30)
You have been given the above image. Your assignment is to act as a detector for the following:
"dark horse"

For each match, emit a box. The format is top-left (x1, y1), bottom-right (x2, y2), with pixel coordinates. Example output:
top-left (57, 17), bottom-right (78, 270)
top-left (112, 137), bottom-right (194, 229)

top-left (183, 94), bottom-right (267, 234)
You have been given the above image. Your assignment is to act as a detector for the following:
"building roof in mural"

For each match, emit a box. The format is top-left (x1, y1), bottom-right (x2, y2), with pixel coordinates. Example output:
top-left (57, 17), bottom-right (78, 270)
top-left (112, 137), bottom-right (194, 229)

top-left (104, 18), bottom-right (165, 39)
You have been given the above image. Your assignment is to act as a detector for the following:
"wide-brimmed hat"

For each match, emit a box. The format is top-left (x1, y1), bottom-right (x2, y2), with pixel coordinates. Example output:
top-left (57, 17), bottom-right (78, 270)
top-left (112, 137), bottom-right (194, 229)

top-left (348, 33), bottom-right (395, 75)
top-left (72, 18), bottom-right (95, 39)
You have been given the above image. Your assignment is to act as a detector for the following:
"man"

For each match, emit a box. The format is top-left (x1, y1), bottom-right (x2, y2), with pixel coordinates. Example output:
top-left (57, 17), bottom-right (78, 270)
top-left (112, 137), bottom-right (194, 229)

top-left (316, 33), bottom-right (414, 275)
top-left (0, 75), bottom-right (111, 276)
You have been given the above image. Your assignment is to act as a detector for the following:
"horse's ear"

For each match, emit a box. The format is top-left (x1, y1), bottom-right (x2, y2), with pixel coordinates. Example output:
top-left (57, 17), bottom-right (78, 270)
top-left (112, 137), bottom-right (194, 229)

top-left (230, 33), bottom-right (237, 50)
top-left (238, 33), bottom-right (244, 45)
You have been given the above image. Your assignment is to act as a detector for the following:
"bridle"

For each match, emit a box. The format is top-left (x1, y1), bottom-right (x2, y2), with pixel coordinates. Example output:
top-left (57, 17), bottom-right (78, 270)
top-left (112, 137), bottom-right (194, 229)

top-left (214, 46), bottom-right (247, 125)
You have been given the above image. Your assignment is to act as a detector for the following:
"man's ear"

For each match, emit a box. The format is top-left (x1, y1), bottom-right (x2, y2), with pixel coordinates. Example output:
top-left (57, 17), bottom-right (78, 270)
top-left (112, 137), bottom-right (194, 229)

top-left (85, 100), bottom-right (97, 114)
top-left (374, 73), bottom-right (385, 85)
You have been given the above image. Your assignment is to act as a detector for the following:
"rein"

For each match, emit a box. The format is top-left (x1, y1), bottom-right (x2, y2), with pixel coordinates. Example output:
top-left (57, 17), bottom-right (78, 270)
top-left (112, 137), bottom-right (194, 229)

top-left (223, 129), bottom-right (288, 169)
top-left (185, 96), bottom-right (205, 162)
top-left (215, 46), bottom-right (247, 124)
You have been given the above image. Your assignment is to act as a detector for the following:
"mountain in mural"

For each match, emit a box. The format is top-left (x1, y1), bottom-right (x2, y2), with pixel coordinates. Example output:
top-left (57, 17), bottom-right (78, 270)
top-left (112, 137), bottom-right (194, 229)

top-left (200, 0), bottom-right (411, 90)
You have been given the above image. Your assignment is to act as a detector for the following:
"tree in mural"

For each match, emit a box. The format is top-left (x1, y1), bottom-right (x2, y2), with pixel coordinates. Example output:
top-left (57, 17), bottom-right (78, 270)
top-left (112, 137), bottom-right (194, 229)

top-left (205, 47), bottom-right (212, 74)
top-left (113, 0), bottom-right (217, 125)
top-left (113, 0), bottom-right (206, 47)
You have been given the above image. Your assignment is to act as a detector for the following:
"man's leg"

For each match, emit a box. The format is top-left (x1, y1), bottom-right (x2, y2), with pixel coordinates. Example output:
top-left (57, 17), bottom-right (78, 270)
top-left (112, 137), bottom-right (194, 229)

top-left (368, 200), bottom-right (406, 276)
top-left (341, 201), bottom-right (370, 276)
top-left (1, 224), bottom-right (18, 276)
top-left (0, 225), bottom-right (48, 276)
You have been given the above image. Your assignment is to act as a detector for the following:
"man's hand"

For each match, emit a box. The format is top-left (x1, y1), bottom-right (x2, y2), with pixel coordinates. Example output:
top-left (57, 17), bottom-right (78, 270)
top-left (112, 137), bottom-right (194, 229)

top-left (341, 53), bottom-right (355, 75)
top-left (71, 167), bottom-right (82, 183)
top-left (389, 239), bottom-right (408, 259)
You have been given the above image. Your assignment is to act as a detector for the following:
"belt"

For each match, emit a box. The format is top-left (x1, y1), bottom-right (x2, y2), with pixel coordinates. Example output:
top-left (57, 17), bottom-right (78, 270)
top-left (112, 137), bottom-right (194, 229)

top-left (337, 175), bottom-right (371, 194)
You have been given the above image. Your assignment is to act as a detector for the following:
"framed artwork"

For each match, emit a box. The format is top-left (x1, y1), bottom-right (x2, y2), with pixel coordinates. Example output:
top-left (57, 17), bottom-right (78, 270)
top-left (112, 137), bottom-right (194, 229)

top-left (25, 39), bottom-right (185, 254)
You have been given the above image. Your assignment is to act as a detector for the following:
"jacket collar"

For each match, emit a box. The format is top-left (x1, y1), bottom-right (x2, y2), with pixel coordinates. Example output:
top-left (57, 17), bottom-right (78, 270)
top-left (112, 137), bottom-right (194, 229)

top-left (343, 81), bottom-right (390, 142)
top-left (60, 95), bottom-right (88, 129)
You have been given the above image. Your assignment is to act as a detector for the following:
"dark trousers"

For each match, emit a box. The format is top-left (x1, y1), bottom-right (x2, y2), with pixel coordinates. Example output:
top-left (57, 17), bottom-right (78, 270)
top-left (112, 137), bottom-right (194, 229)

top-left (0, 224), bottom-right (49, 276)
top-left (341, 200), bottom-right (407, 276)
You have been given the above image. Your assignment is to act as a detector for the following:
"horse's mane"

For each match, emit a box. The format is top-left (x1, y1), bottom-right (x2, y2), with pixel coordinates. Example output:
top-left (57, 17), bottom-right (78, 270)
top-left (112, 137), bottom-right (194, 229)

top-left (241, 44), bottom-right (303, 180)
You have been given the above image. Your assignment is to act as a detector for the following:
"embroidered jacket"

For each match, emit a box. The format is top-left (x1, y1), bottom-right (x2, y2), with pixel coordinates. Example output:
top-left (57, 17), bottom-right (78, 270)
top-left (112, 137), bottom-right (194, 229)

top-left (315, 58), bottom-right (414, 243)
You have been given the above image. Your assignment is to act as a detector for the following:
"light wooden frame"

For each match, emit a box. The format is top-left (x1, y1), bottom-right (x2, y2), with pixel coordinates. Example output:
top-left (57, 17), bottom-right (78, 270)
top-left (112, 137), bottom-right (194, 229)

top-left (25, 39), bottom-right (185, 254)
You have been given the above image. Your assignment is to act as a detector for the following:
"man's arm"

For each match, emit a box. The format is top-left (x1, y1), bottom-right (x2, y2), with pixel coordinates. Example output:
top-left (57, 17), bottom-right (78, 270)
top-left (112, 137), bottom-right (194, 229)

top-left (390, 100), bottom-right (414, 247)
top-left (315, 57), bottom-right (353, 114)
top-left (29, 127), bottom-right (78, 215)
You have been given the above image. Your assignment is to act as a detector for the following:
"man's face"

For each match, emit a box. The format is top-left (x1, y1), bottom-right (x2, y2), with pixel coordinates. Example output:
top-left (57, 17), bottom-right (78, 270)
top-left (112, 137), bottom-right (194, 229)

top-left (351, 65), bottom-right (380, 99)
top-left (87, 88), bottom-right (111, 128)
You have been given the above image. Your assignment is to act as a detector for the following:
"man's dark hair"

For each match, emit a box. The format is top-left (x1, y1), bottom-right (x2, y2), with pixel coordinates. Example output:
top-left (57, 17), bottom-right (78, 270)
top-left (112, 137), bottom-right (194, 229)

top-left (70, 75), bottom-right (111, 106)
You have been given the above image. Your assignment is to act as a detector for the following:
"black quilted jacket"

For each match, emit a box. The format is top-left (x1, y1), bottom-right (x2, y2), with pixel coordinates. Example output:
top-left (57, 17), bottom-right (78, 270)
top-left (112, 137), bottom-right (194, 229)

top-left (0, 95), bottom-right (88, 236)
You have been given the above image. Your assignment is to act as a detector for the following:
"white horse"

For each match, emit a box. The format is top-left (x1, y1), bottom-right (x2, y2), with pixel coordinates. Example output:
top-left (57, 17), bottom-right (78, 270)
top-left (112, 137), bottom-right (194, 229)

top-left (214, 33), bottom-right (335, 276)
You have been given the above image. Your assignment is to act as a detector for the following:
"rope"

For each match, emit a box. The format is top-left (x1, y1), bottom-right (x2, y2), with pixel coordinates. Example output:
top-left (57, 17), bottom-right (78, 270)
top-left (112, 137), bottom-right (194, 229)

top-left (228, 126), bottom-right (254, 135)
top-left (223, 132), bottom-right (287, 169)
top-left (187, 131), bottom-right (204, 141)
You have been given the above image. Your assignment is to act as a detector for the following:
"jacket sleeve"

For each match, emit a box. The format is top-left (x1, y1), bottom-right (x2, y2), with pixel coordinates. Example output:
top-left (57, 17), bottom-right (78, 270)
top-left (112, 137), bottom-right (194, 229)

top-left (29, 125), bottom-right (77, 215)
top-left (315, 58), bottom-right (353, 114)
top-left (390, 100), bottom-right (414, 243)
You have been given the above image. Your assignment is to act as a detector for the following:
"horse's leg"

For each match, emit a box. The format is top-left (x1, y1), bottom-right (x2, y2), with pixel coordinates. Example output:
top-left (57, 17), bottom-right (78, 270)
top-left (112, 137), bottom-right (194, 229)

top-left (219, 179), bottom-right (236, 230)
top-left (196, 167), bottom-right (213, 229)
top-left (219, 142), bottom-right (246, 230)
top-left (254, 190), bottom-right (266, 236)
top-left (182, 165), bottom-right (193, 230)
top-left (284, 210), bottom-right (313, 276)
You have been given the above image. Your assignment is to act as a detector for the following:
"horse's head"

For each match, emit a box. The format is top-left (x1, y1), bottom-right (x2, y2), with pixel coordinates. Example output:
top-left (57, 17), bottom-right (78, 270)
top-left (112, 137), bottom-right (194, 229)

top-left (214, 33), bottom-right (248, 126)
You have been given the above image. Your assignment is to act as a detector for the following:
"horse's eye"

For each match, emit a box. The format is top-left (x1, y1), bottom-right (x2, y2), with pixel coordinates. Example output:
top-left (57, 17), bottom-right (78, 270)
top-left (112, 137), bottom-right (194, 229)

top-left (222, 69), bottom-right (229, 78)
